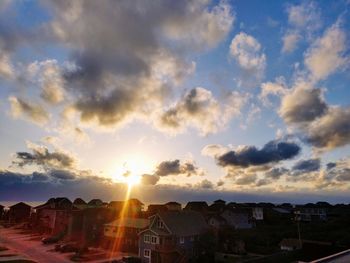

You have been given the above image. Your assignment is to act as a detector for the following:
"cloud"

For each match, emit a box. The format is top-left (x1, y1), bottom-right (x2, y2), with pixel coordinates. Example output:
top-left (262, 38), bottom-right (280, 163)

top-left (304, 107), bottom-right (350, 150)
top-left (12, 141), bottom-right (76, 170)
top-left (260, 76), bottom-right (288, 106)
top-left (282, 1), bottom-right (321, 53)
top-left (27, 60), bottom-right (65, 105)
top-left (197, 179), bottom-right (214, 189)
top-left (304, 22), bottom-right (349, 81)
top-left (265, 167), bottom-right (289, 180)
top-left (49, 169), bottom-right (76, 180)
top-left (0, 53), bottom-right (14, 79)
top-left (279, 85), bottom-right (328, 125)
top-left (229, 32), bottom-right (266, 86)
top-left (40, 0), bottom-right (234, 132)
top-left (291, 158), bottom-right (321, 174)
top-left (282, 31), bottom-right (301, 53)
top-left (215, 139), bottom-right (301, 168)
top-left (157, 88), bottom-right (248, 135)
top-left (155, 159), bottom-right (201, 177)
top-left (9, 96), bottom-right (49, 125)
top-left (141, 174), bottom-right (160, 186)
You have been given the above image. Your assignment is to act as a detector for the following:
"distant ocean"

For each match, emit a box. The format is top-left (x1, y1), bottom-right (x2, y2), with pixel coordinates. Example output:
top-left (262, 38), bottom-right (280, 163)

top-left (0, 201), bottom-right (45, 209)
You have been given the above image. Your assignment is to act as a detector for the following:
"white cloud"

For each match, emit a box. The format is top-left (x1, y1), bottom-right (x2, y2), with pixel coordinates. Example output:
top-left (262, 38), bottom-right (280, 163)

top-left (304, 23), bottom-right (349, 81)
top-left (282, 31), bottom-right (301, 53)
top-left (229, 32), bottom-right (266, 87)
top-left (260, 76), bottom-right (288, 106)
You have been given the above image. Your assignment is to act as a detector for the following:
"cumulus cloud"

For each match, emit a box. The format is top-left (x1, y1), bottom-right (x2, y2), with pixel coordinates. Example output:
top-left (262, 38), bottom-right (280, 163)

top-left (265, 167), bottom-right (289, 180)
top-left (304, 22), bottom-right (349, 81)
top-left (304, 107), bottom-right (350, 150)
top-left (9, 96), bottom-right (49, 125)
top-left (260, 76), bottom-right (288, 106)
top-left (291, 158), bottom-right (321, 174)
top-left (154, 159), bottom-right (202, 177)
top-left (41, 0), bottom-right (234, 131)
top-left (141, 174), bottom-right (160, 186)
top-left (27, 60), bottom-right (65, 105)
top-left (12, 141), bottom-right (76, 170)
top-left (215, 139), bottom-right (301, 168)
top-left (282, 1), bottom-right (321, 53)
top-left (229, 32), bottom-right (266, 86)
top-left (0, 53), bottom-right (14, 79)
top-left (157, 88), bottom-right (248, 135)
top-left (279, 85), bottom-right (328, 125)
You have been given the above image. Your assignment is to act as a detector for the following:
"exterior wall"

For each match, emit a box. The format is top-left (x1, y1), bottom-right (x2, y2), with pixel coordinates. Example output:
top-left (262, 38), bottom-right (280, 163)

top-left (9, 206), bottom-right (31, 223)
top-left (221, 210), bottom-right (252, 229)
top-left (103, 226), bottom-right (140, 253)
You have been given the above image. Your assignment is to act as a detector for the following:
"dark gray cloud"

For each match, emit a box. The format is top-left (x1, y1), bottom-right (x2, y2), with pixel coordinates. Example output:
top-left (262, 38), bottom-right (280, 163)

top-left (13, 143), bottom-right (76, 170)
top-left (216, 139), bottom-right (301, 168)
top-left (43, 0), bottom-right (234, 129)
top-left (155, 159), bottom-right (201, 177)
top-left (292, 158), bottom-right (321, 173)
top-left (49, 169), bottom-right (76, 180)
top-left (280, 87), bottom-right (328, 124)
top-left (304, 107), bottom-right (350, 150)
top-left (326, 162), bottom-right (337, 170)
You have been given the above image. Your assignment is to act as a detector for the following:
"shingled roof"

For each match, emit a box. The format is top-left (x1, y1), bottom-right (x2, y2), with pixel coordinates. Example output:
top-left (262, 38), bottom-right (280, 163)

top-left (157, 211), bottom-right (208, 236)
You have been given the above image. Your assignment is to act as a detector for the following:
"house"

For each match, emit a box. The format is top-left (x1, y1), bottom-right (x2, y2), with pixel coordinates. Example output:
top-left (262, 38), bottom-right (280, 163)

top-left (164, 202), bottom-right (181, 211)
top-left (8, 202), bottom-right (32, 223)
top-left (184, 201), bottom-right (208, 213)
top-left (220, 208), bottom-right (252, 229)
top-left (108, 199), bottom-right (144, 217)
top-left (208, 200), bottom-right (226, 213)
top-left (104, 217), bottom-right (149, 253)
top-left (213, 199), bottom-right (226, 205)
top-left (88, 199), bottom-right (104, 207)
top-left (147, 204), bottom-right (168, 216)
top-left (280, 238), bottom-right (302, 251)
top-left (207, 215), bottom-right (227, 229)
top-left (0, 204), bottom-right (4, 219)
top-left (34, 197), bottom-right (75, 234)
top-left (294, 204), bottom-right (327, 222)
top-left (139, 211), bottom-right (208, 263)
top-left (73, 198), bottom-right (88, 209)
top-left (67, 207), bottom-right (116, 246)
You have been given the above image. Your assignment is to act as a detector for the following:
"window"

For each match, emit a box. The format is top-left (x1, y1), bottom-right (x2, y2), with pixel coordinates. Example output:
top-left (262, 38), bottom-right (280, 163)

top-left (157, 220), bottom-right (164, 228)
top-left (151, 236), bottom-right (158, 244)
top-left (180, 237), bottom-right (185, 244)
top-left (144, 235), bottom-right (150, 243)
top-left (144, 249), bottom-right (151, 258)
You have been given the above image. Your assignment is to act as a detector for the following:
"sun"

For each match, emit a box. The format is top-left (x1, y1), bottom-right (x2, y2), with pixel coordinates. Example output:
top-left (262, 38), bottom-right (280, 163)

top-left (110, 154), bottom-right (153, 186)
top-left (124, 174), bottom-right (141, 187)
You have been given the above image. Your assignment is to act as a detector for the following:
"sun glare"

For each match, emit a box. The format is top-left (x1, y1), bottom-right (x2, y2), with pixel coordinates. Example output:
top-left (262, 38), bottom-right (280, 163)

top-left (110, 154), bottom-right (153, 186)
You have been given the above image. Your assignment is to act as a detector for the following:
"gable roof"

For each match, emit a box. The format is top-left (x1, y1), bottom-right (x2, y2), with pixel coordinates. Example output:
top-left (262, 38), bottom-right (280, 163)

top-left (35, 197), bottom-right (73, 210)
top-left (165, 202), bottom-right (181, 206)
top-left (157, 211), bottom-right (208, 236)
top-left (88, 199), bottom-right (103, 206)
top-left (106, 217), bottom-right (149, 229)
top-left (184, 201), bottom-right (208, 211)
top-left (9, 202), bottom-right (31, 209)
top-left (73, 198), bottom-right (87, 205)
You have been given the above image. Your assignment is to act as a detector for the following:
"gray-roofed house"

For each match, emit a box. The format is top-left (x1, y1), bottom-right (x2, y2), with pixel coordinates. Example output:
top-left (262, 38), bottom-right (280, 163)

top-left (184, 201), bottom-right (208, 213)
top-left (165, 202), bottom-right (181, 211)
top-left (139, 211), bottom-right (209, 263)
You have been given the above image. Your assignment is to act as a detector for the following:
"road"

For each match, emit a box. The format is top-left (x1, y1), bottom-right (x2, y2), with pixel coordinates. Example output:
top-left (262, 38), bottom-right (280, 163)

top-left (0, 227), bottom-right (72, 263)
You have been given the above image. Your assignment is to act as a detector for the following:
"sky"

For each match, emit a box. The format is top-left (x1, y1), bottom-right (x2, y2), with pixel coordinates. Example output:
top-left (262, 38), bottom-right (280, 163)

top-left (0, 0), bottom-right (350, 204)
